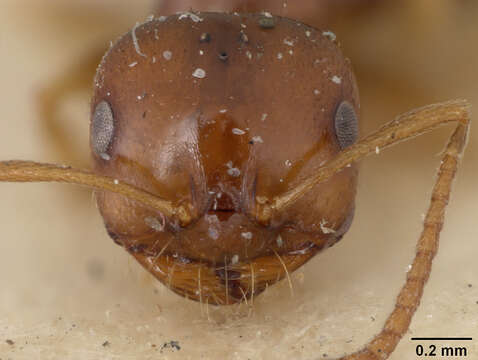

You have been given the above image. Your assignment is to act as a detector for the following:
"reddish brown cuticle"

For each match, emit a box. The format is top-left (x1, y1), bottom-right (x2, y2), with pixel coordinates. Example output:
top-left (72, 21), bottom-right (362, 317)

top-left (91, 12), bottom-right (359, 305)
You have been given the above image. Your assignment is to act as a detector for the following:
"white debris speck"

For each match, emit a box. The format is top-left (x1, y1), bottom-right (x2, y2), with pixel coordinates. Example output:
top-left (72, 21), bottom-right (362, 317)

top-left (231, 255), bottom-right (239, 264)
top-left (152, 56), bottom-right (156, 63)
top-left (261, 113), bottom-right (268, 121)
top-left (145, 14), bottom-right (155, 22)
top-left (137, 95), bottom-right (143, 100)
top-left (322, 30), bottom-right (337, 41)
top-left (277, 52), bottom-right (283, 60)
top-left (219, 109), bottom-right (228, 113)
top-left (288, 49), bottom-right (294, 55)
top-left (285, 160), bottom-right (292, 167)
top-left (263, 11), bottom-right (273, 18)
top-left (145, 216), bottom-right (165, 232)
top-left (241, 30), bottom-right (249, 43)
top-left (205, 214), bottom-right (219, 224)
top-left (305, 30), bottom-right (311, 37)
top-left (199, 50), bottom-right (204, 55)
top-left (158, 15), bottom-right (167, 22)
top-left (100, 153), bottom-right (110, 161)
top-left (226, 161), bottom-right (241, 177)
top-left (232, 128), bottom-right (246, 135)
top-left (427, 314), bottom-right (433, 319)
top-left (279, 178), bottom-right (284, 182)
top-left (251, 136), bottom-right (264, 144)
top-left (331, 75), bottom-right (342, 84)
top-left (289, 247), bottom-right (312, 255)
top-left (227, 168), bottom-right (241, 177)
top-left (163, 50), bottom-right (172, 60)
top-left (406, 264), bottom-right (412, 272)
top-left (314, 89), bottom-right (320, 95)
top-left (241, 23), bottom-right (247, 29)
top-left (113, 179), bottom-right (119, 185)
top-left (192, 68), bottom-right (206, 78)
top-left (241, 232), bottom-right (253, 240)
top-left (178, 11), bottom-right (203, 22)
top-left (246, 50), bottom-right (252, 60)
top-left (132, 22), bottom-right (147, 57)
top-left (106, 92), bottom-right (111, 96)
top-left (154, 28), bottom-right (159, 40)
top-left (208, 227), bottom-right (219, 240)
top-left (375, 146), bottom-right (380, 154)
top-left (283, 38), bottom-right (295, 46)
top-left (320, 219), bottom-right (336, 234)
top-left (129, 61), bottom-right (138, 67)
top-left (276, 234), bottom-right (284, 247)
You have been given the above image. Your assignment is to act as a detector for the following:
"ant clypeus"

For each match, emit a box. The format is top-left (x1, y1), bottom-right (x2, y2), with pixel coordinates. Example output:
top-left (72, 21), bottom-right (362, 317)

top-left (0, 2), bottom-right (472, 360)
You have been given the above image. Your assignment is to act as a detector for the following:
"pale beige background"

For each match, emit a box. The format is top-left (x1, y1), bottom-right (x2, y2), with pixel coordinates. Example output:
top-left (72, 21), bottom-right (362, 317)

top-left (0, 1), bottom-right (477, 359)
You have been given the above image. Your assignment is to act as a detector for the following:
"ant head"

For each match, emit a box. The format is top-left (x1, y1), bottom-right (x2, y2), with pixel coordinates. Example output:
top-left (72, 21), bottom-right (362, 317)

top-left (90, 12), bottom-right (359, 304)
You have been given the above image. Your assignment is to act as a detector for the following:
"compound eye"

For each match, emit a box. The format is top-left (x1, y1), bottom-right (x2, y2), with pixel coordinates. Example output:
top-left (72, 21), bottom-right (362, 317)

top-left (334, 101), bottom-right (359, 150)
top-left (91, 100), bottom-right (115, 160)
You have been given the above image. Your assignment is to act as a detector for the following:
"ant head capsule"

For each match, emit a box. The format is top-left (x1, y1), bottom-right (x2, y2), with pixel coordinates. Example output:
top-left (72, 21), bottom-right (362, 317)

top-left (91, 12), bottom-right (359, 304)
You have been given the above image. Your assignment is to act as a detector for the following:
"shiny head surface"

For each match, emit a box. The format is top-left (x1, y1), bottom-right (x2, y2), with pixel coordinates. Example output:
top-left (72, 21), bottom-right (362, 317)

top-left (91, 12), bottom-right (359, 304)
